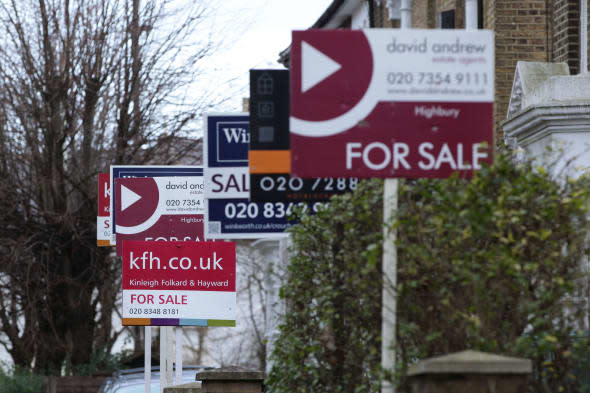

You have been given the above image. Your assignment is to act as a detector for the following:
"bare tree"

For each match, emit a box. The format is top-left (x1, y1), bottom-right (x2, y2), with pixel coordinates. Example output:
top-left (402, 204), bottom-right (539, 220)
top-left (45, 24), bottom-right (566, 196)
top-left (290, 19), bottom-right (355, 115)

top-left (204, 241), bottom-right (270, 370)
top-left (0, 0), bottom-right (224, 373)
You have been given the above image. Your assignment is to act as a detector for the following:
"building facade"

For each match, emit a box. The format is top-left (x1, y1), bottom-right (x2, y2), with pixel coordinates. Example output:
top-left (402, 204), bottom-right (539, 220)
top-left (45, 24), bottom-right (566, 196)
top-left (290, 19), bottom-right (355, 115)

top-left (300, 0), bottom-right (589, 140)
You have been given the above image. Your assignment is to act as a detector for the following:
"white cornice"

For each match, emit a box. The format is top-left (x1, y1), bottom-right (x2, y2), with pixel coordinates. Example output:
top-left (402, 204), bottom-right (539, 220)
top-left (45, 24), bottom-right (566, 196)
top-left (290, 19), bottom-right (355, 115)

top-left (503, 103), bottom-right (590, 148)
top-left (375, 0), bottom-right (401, 20)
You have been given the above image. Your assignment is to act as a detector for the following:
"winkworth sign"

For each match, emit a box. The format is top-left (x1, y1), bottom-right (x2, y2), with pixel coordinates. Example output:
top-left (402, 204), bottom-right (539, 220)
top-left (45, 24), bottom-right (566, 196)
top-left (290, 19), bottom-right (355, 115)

top-left (204, 113), bottom-right (293, 239)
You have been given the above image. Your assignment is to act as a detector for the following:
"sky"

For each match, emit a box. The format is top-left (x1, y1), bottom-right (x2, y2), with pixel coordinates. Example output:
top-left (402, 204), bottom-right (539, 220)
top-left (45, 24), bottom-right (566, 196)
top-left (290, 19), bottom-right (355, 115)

top-left (203, 0), bottom-right (334, 112)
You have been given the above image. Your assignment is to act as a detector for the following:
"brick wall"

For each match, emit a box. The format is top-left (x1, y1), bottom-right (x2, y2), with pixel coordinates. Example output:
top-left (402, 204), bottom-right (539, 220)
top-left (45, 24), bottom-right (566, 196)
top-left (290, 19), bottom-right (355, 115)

top-left (484, 0), bottom-right (497, 30)
top-left (493, 0), bottom-right (551, 134)
top-left (413, 0), bottom-right (436, 28)
top-left (413, 0), bottom-right (463, 28)
top-left (455, 0), bottom-right (466, 28)
top-left (413, 0), bottom-right (430, 27)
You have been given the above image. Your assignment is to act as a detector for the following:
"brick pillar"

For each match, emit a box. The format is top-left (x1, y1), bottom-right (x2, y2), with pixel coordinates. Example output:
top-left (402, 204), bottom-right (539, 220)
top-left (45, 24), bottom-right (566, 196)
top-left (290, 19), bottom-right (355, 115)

top-left (493, 0), bottom-right (552, 141)
top-left (196, 369), bottom-right (264, 393)
top-left (407, 350), bottom-right (532, 393)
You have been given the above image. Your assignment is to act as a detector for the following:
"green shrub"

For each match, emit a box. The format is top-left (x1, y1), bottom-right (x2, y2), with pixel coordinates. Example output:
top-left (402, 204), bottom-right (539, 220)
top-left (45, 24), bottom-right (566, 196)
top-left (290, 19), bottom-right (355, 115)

top-left (395, 153), bottom-right (590, 393)
top-left (268, 152), bottom-right (590, 393)
top-left (0, 367), bottom-right (45, 393)
top-left (70, 349), bottom-right (127, 376)
top-left (267, 179), bottom-right (384, 393)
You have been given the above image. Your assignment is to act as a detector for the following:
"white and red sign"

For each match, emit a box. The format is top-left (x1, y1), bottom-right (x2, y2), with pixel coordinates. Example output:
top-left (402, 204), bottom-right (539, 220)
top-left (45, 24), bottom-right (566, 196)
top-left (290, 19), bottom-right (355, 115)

top-left (97, 173), bottom-right (111, 246)
top-left (122, 241), bottom-right (236, 326)
top-left (114, 176), bottom-right (205, 255)
top-left (290, 29), bottom-right (495, 178)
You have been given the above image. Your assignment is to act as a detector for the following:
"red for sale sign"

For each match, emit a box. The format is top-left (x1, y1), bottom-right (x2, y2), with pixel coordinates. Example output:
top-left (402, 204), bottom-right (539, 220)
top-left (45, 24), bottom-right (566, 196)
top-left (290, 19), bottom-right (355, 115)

top-left (114, 176), bottom-right (205, 255)
top-left (97, 173), bottom-right (111, 246)
top-left (290, 29), bottom-right (494, 179)
top-left (121, 241), bottom-right (236, 327)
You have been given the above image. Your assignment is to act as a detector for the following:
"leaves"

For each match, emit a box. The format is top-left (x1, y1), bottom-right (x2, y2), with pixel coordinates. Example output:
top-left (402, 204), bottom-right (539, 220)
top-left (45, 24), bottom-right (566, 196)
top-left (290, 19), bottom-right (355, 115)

top-left (395, 152), bottom-right (590, 393)
top-left (267, 179), bottom-right (383, 393)
top-left (270, 151), bottom-right (590, 393)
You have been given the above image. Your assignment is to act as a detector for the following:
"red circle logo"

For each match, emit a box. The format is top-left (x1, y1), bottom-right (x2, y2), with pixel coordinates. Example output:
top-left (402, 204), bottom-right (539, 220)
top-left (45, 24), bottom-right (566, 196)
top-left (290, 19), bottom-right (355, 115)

top-left (290, 30), bottom-right (373, 122)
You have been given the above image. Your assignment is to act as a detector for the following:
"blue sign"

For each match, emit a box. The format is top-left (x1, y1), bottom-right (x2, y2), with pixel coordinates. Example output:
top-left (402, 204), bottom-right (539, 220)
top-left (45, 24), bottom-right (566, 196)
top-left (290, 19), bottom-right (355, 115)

top-left (206, 114), bottom-right (249, 167)
top-left (109, 165), bottom-right (203, 243)
top-left (207, 199), bottom-right (289, 237)
top-left (204, 113), bottom-right (308, 239)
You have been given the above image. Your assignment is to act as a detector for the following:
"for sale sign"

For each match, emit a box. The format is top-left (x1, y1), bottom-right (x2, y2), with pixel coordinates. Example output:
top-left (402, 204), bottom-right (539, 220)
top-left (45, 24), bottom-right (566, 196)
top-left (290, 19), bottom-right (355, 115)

top-left (249, 69), bottom-right (358, 202)
top-left (97, 173), bottom-right (111, 246)
top-left (290, 29), bottom-right (494, 178)
top-left (204, 113), bottom-right (250, 199)
top-left (114, 176), bottom-right (204, 255)
top-left (204, 113), bottom-right (302, 239)
top-left (121, 241), bottom-right (236, 327)
top-left (109, 166), bottom-right (203, 246)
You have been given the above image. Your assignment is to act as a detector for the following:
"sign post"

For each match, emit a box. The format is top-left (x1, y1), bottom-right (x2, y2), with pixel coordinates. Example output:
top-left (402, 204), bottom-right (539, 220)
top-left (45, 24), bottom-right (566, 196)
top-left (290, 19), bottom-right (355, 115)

top-left (288, 24), bottom-right (493, 393)
top-left (204, 113), bottom-right (311, 239)
top-left (145, 326), bottom-right (151, 393)
top-left (97, 173), bottom-right (111, 246)
top-left (121, 241), bottom-right (236, 326)
top-left (109, 166), bottom-right (204, 247)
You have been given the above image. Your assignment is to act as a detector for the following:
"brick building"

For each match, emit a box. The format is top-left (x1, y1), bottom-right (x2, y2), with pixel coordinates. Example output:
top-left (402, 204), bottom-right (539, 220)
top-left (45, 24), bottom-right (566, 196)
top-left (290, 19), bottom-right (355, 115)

top-left (290, 0), bottom-right (589, 140)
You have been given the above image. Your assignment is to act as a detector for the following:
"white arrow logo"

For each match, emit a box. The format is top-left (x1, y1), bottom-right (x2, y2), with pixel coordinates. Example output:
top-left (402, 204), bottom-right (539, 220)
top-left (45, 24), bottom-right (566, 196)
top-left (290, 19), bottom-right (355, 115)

top-left (301, 41), bottom-right (342, 93)
top-left (121, 184), bottom-right (142, 211)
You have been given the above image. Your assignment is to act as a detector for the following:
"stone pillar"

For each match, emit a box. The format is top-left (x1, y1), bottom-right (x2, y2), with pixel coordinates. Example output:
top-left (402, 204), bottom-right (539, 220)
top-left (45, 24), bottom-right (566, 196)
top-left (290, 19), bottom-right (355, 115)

top-left (163, 382), bottom-right (201, 393)
top-left (503, 60), bottom-right (590, 331)
top-left (196, 369), bottom-right (265, 393)
top-left (407, 350), bottom-right (532, 393)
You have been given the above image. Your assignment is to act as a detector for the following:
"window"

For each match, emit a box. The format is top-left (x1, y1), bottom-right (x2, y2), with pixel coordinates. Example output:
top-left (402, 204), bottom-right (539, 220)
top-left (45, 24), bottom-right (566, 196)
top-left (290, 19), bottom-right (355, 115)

top-left (440, 9), bottom-right (455, 29)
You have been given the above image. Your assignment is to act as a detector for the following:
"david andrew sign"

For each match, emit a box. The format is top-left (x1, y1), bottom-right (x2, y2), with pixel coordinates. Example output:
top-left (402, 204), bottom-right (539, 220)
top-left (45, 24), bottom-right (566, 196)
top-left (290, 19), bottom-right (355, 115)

top-left (109, 166), bottom-right (204, 253)
top-left (290, 29), bottom-right (495, 178)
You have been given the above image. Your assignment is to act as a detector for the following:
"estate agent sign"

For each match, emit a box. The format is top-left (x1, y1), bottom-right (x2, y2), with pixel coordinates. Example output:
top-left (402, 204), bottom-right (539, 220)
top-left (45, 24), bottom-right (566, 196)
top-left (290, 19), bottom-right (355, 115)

top-left (122, 241), bottom-right (236, 327)
top-left (290, 29), bottom-right (495, 178)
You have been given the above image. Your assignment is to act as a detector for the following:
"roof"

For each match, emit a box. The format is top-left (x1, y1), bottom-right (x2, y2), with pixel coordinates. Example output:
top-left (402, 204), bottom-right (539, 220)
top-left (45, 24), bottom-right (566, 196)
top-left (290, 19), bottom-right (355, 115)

top-left (277, 0), bottom-right (347, 66)
top-left (311, 0), bottom-right (347, 28)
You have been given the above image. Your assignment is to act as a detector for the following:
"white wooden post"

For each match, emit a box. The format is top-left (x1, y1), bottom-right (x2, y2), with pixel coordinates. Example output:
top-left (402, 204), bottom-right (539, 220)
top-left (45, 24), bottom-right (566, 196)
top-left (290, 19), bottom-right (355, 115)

top-left (465, 0), bottom-right (478, 30)
top-left (175, 327), bottom-right (182, 384)
top-left (160, 327), bottom-right (166, 393)
top-left (252, 238), bottom-right (283, 376)
top-left (381, 179), bottom-right (398, 393)
top-left (382, 4), bottom-right (411, 393)
top-left (166, 326), bottom-right (174, 386)
top-left (145, 326), bottom-right (151, 393)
